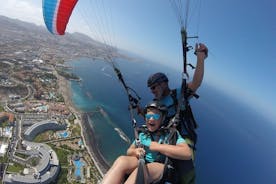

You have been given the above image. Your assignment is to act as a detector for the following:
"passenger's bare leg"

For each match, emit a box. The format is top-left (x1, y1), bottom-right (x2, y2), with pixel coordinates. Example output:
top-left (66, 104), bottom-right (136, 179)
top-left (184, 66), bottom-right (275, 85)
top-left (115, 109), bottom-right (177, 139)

top-left (101, 156), bottom-right (138, 184)
top-left (125, 162), bottom-right (164, 184)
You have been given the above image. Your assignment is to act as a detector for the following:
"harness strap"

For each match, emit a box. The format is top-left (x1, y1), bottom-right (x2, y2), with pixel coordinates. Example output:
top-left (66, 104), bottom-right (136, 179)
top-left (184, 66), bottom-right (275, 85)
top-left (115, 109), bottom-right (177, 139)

top-left (169, 88), bottom-right (198, 147)
top-left (136, 126), bottom-right (168, 163)
top-left (170, 89), bottom-right (178, 109)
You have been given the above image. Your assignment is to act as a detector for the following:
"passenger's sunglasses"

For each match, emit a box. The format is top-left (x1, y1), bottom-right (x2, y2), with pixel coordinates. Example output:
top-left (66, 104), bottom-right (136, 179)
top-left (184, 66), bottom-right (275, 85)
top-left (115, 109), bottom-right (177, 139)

top-left (145, 113), bottom-right (160, 120)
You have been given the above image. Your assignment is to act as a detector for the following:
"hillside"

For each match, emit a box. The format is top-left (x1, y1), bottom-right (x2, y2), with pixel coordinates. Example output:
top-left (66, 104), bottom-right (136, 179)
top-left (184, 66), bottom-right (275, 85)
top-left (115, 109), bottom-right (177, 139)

top-left (0, 15), bottom-right (120, 63)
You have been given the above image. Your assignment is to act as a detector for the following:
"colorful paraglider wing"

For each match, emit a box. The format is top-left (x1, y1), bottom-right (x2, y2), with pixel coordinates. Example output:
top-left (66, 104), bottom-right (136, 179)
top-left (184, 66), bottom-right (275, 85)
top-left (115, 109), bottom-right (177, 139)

top-left (42, 0), bottom-right (78, 35)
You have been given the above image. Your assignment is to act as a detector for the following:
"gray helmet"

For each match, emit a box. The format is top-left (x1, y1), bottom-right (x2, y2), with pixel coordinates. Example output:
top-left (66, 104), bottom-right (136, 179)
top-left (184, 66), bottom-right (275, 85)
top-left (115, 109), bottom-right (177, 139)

top-left (147, 72), bottom-right (168, 87)
top-left (144, 101), bottom-right (167, 116)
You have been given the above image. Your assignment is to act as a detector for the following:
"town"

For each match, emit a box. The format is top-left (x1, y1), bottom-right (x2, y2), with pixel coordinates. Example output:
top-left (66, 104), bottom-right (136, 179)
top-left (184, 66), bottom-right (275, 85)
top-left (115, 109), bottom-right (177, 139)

top-left (0, 15), bottom-right (123, 184)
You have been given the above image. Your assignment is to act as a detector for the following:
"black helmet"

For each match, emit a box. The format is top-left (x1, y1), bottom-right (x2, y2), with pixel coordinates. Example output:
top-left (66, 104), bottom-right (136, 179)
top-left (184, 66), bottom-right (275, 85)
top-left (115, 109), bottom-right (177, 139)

top-left (147, 72), bottom-right (168, 87)
top-left (144, 101), bottom-right (167, 115)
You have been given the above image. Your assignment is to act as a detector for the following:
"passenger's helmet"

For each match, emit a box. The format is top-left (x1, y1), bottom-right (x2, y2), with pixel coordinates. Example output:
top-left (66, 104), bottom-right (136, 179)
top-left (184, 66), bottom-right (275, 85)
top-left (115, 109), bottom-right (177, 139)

top-left (147, 72), bottom-right (168, 87)
top-left (144, 101), bottom-right (167, 116)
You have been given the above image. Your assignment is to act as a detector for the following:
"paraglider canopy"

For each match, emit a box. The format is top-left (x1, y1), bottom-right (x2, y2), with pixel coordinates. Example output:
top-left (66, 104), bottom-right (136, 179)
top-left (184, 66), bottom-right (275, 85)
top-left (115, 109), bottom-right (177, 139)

top-left (42, 0), bottom-right (78, 35)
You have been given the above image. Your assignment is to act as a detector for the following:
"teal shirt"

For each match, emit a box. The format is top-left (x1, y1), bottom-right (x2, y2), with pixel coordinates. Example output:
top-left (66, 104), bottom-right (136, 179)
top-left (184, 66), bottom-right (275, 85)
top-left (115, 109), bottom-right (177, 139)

top-left (133, 131), bottom-right (185, 163)
top-left (159, 88), bottom-right (189, 135)
top-left (159, 88), bottom-right (182, 118)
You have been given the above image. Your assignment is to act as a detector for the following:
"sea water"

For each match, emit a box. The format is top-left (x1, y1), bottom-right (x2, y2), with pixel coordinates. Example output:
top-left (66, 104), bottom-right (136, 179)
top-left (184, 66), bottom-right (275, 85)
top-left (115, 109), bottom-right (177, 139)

top-left (68, 57), bottom-right (166, 163)
top-left (68, 57), bottom-right (276, 183)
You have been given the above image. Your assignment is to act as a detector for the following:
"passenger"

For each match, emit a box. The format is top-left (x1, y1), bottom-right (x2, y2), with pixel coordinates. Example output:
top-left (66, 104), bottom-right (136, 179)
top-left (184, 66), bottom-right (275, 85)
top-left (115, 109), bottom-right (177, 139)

top-left (101, 101), bottom-right (191, 184)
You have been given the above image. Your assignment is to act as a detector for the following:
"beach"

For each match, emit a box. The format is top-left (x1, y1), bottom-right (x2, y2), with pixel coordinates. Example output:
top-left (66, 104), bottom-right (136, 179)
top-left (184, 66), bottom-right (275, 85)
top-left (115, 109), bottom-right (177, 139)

top-left (81, 113), bottom-right (110, 174)
top-left (57, 74), bottom-right (110, 177)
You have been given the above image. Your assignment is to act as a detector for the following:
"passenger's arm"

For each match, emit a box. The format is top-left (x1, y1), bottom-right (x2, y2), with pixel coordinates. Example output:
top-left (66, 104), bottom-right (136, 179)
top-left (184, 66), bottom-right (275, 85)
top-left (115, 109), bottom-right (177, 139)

top-left (127, 144), bottom-right (145, 158)
top-left (149, 142), bottom-right (192, 160)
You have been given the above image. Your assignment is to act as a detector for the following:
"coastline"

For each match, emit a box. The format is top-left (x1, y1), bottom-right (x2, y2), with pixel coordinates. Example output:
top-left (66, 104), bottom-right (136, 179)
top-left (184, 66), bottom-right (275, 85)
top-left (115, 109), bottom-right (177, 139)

top-left (81, 113), bottom-right (110, 174)
top-left (57, 74), bottom-right (110, 177)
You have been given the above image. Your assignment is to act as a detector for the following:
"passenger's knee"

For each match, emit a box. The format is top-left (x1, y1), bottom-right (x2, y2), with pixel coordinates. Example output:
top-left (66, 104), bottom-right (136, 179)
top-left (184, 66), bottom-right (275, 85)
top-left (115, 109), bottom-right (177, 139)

top-left (114, 155), bottom-right (129, 165)
top-left (113, 156), bottom-right (137, 173)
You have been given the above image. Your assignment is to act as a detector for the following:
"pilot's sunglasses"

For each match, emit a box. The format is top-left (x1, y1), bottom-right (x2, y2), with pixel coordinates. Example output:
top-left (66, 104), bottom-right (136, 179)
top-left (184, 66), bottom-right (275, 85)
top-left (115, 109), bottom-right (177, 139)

top-left (150, 84), bottom-right (159, 90)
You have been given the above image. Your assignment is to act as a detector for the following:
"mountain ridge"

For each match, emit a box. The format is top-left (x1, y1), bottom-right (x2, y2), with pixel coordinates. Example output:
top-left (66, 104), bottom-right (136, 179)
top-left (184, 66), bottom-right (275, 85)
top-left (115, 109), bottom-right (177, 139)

top-left (0, 15), bottom-right (123, 62)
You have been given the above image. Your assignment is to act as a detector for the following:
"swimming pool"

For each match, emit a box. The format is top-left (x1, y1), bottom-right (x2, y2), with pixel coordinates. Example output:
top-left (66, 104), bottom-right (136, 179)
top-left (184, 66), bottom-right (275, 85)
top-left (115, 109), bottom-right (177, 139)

top-left (59, 131), bottom-right (68, 138)
top-left (78, 140), bottom-right (83, 146)
top-left (74, 159), bottom-right (84, 178)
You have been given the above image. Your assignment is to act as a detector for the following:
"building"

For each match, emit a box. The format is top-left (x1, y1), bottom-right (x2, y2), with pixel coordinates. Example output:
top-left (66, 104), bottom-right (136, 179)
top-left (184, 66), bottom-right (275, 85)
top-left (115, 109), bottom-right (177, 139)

top-left (24, 120), bottom-right (67, 141)
top-left (3, 141), bottom-right (60, 184)
top-left (0, 112), bottom-right (15, 124)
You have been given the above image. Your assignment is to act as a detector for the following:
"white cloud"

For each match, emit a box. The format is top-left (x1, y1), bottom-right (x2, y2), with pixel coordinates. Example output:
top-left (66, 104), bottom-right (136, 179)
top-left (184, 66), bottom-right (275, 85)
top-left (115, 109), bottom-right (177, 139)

top-left (0, 0), bottom-right (43, 25)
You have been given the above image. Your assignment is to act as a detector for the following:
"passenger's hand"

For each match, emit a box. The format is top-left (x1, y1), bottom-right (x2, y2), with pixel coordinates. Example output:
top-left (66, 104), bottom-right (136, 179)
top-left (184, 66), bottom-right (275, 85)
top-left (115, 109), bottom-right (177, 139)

top-left (140, 134), bottom-right (151, 147)
top-left (135, 148), bottom-right (145, 158)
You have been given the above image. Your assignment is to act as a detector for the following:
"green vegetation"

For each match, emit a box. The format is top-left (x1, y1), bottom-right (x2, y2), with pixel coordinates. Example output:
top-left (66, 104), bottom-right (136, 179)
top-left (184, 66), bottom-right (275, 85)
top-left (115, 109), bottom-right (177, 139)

top-left (49, 144), bottom-right (72, 165)
top-left (56, 93), bottom-right (64, 102)
top-left (0, 105), bottom-right (4, 112)
top-left (68, 114), bottom-right (76, 124)
top-left (60, 144), bottom-right (72, 151)
top-left (33, 130), bottom-right (54, 142)
top-left (24, 77), bottom-right (34, 83)
top-left (0, 137), bottom-right (8, 142)
top-left (56, 169), bottom-right (69, 184)
top-left (13, 65), bottom-right (22, 72)
top-left (42, 72), bottom-right (57, 80)
top-left (0, 153), bottom-right (8, 163)
top-left (14, 152), bottom-right (29, 159)
top-left (71, 125), bottom-right (81, 137)
top-left (49, 143), bottom-right (74, 183)
top-left (29, 157), bottom-right (40, 166)
top-left (56, 60), bottom-right (65, 65)
top-left (7, 162), bottom-right (25, 173)
top-left (0, 62), bottom-right (11, 69)
top-left (57, 70), bottom-right (80, 81)
top-left (0, 62), bottom-right (11, 73)
top-left (0, 121), bottom-right (9, 127)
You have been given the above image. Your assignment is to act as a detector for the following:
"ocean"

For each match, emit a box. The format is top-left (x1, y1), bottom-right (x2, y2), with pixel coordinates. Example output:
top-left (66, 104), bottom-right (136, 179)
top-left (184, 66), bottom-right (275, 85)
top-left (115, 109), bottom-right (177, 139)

top-left (68, 57), bottom-right (276, 184)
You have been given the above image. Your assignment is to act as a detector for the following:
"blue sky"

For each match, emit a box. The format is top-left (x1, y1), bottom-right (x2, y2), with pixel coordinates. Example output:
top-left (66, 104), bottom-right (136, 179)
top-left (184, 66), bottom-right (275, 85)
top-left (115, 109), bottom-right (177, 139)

top-left (0, 0), bottom-right (275, 123)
